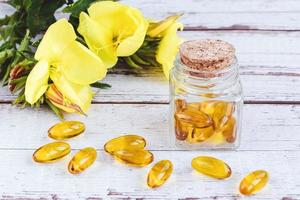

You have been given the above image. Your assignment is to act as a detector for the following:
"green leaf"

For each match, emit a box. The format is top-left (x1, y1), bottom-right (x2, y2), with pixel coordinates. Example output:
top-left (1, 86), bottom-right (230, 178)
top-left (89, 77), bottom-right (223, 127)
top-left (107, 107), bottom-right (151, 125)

top-left (26, 0), bottom-right (66, 36)
top-left (91, 82), bottom-right (111, 89)
top-left (63, 0), bottom-right (98, 18)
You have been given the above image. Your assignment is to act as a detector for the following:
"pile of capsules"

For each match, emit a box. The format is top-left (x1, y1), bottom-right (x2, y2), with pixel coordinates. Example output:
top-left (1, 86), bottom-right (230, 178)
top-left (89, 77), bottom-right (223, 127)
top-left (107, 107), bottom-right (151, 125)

top-left (33, 121), bottom-right (268, 195)
top-left (174, 99), bottom-right (237, 144)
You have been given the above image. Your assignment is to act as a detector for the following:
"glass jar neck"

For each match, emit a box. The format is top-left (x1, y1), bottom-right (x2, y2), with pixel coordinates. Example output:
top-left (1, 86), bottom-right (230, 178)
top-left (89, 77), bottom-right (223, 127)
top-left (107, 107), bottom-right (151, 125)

top-left (171, 55), bottom-right (239, 92)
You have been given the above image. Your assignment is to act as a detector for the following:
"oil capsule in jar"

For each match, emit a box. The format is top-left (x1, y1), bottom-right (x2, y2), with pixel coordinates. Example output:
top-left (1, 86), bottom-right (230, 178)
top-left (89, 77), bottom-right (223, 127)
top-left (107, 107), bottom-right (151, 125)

top-left (191, 156), bottom-right (231, 179)
top-left (68, 147), bottom-right (97, 174)
top-left (147, 160), bottom-right (173, 188)
top-left (104, 135), bottom-right (146, 154)
top-left (239, 170), bottom-right (269, 195)
top-left (48, 121), bottom-right (85, 140)
top-left (33, 142), bottom-right (71, 163)
top-left (113, 149), bottom-right (153, 167)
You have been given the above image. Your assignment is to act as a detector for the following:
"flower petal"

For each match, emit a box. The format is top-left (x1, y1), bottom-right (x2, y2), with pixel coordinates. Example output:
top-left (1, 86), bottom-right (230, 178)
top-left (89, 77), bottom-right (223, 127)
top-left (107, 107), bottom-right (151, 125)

top-left (115, 8), bottom-right (148, 56)
top-left (78, 12), bottom-right (117, 68)
top-left (59, 40), bottom-right (107, 85)
top-left (50, 71), bottom-right (93, 113)
top-left (156, 22), bottom-right (183, 79)
top-left (25, 60), bottom-right (49, 104)
top-left (87, 1), bottom-right (148, 57)
top-left (35, 19), bottom-right (76, 62)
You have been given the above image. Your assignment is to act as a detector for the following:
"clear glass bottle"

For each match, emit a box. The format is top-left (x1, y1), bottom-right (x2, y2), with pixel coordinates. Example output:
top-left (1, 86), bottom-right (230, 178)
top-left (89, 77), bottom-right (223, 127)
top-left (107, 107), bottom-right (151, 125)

top-left (169, 40), bottom-right (243, 150)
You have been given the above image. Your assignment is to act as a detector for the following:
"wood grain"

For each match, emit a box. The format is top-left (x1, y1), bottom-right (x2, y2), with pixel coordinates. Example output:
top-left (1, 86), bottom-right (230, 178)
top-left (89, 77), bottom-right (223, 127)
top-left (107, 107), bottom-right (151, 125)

top-left (0, 150), bottom-right (299, 199)
top-left (1, 0), bottom-right (300, 31)
top-left (0, 103), bottom-right (299, 151)
top-left (1, 30), bottom-right (300, 103)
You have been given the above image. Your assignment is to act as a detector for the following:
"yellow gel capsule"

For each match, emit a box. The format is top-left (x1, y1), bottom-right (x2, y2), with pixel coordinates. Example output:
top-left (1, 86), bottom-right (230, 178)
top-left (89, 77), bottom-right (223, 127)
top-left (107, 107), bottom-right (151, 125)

top-left (175, 109), bottom-right (213, 128)
top-left (175, 120), bottom-right (193, 140)
top-left (113, 149), bottom-right (153, 167)
top-left (68, 147), bottom-right (97, 174)
top-left (187, 125), bottom-right (215, 143)
top-left (33, 142), bottom-right (71, 163)
top-left (48, 121), bottom-right (85, 140)
top-left (200, 101), bottom-right (234, 128)
top-left (186, 102), bottom-right (201, 111)
top-left (220, 117), bottom-right (237, 143)
top-left (240, 170), bottom-right (269, 195)
top-left (191, 156), bottom-right (231, 179)
top-left (104, 135), bottom-right (146, 154)
top-left (147, 160), bottom-right (173, 188)
top-left (175, 99), bottom-right (187, 111)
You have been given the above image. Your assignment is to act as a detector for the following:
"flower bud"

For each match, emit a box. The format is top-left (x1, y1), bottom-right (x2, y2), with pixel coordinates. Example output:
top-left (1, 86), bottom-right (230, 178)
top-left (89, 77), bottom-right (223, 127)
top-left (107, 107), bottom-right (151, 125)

top-left (45, 84), bottom-right (85, 115)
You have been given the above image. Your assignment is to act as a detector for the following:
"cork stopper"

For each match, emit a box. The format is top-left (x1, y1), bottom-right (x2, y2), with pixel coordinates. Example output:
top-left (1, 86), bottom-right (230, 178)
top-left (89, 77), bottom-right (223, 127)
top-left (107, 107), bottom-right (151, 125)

top-left (179, 39), bottom-right (235, 72)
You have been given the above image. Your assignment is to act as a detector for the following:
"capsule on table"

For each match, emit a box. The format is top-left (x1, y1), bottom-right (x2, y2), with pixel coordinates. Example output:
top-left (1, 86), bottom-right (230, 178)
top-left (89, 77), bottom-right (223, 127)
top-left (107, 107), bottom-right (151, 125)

top-left (187, 125), bottom-right (215, 143)
top-left (147, 160), bottom-right (173, 188)
top-left (33, 142), bottom-right (71, 163)
top-left (113, 149), bottom-right (153, 167)
top-left (104, 135), bottom-right (146, 154)
top-left (220, 117), bottom-right (237, 143)
top-left (68, 147), bottom-right (97, 174)
top-left (239, 170), bottom-right (269, 195)
top-left (48, 121), bottom-right (85, 140)
top-left (175, 109), bottom-right (213, 128)
top-left (191, 156), bottom-right (231, 179)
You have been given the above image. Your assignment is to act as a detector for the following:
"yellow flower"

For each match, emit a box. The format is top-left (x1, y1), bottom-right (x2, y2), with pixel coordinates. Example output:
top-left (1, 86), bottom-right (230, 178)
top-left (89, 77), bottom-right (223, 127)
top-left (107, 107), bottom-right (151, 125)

top-left (155, 18), bottom-right (183, 79)
top-left (78, 1), bottom-right (148, 68)
top-left (25, 19), bottom-right (107, 113)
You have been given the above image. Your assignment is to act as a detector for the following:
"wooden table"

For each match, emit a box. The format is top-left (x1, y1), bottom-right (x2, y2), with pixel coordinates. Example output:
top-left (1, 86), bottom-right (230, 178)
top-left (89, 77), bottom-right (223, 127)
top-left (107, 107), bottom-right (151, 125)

top-left (1, 0), bottom-right (300, 199)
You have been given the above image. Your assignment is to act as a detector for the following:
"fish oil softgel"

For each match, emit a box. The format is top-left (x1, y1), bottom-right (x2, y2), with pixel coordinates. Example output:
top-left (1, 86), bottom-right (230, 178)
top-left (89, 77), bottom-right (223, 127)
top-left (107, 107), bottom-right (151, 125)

top-left (104, 135), bottom-right (153, 167)
top-left (147, 160), bottom-right (173, 188)
top-left (239, 170), bottom-right (269, 195)
top-left (48, 121), bottom-right (85, 140)
top-left (33, 142), bottom-right (71, 163)
top-left (113, 149), bottom-right (153, 167)
top-left (68, 147), bottom-right (97, 174)
top-left (174, 99), bottom-right (238, 147)
top-left (191, 156), bottom-right (231, 179)
top-left (104, 135), bottom-right (146, 154)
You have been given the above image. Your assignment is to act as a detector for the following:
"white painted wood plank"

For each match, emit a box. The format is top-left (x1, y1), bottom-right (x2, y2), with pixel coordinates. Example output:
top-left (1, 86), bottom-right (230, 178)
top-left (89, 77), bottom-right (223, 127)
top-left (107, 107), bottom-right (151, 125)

top-left (0, 104), bottom-right (299, 151)
top-left (1, 31), bottom-right (300, 103)
top-left (2, 0), bottom-right (299, 30)
top-left (123, 0), bottom-right (300, 30)
top-left (0, 0), bottom-right (300, 30)
top-left (0, 150), bottom-right (299, 199)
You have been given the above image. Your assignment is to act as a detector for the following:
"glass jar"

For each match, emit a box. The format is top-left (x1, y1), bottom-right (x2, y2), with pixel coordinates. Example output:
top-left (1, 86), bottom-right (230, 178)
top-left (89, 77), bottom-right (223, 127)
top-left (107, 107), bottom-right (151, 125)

top-left (169, 39), bottom-right (243, 150)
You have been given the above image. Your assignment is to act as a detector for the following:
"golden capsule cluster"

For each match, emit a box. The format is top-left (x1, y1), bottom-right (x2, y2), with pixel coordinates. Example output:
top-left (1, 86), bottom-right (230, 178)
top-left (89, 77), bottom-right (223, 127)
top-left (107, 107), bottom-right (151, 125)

top-left (191, 156), bottom-right (269, 195)
top-left (33, 121), bottom-right (97, 174)
top-left (32, 121), bottom-right (269, 194)
top-left (174, 99), bottom-right (237, 144)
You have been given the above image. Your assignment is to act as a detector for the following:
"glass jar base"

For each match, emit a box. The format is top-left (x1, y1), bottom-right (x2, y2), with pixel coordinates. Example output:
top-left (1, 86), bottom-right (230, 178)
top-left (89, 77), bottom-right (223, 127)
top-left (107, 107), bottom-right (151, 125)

top-left (174, 140), bottom-right (240, 150)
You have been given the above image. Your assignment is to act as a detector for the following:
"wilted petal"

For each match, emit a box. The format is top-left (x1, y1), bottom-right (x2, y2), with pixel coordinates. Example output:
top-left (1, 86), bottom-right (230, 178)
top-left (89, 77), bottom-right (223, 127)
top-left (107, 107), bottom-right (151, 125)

top-left (78, 12), bottom-right (117, 68)
top-left (156, 22), bottom-right (183, 79)
top-left (86, 1), bottom-right (148, 57)
top-left (50, 71), bottom-right (93, 113)
top-left (25, 60), bottom-right (49, 104)
top-left (35, 19), bottom-right (76, 62)
top-left (59, 40), bottom-right (107, 85)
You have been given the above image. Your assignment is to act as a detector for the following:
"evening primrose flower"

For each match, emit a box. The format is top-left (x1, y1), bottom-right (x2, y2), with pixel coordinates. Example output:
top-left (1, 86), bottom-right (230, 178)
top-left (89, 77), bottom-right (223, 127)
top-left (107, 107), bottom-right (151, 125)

top-left (78, 1), bottom-right (148, 68)
top-left (25, 19), bottom-right (107, 113)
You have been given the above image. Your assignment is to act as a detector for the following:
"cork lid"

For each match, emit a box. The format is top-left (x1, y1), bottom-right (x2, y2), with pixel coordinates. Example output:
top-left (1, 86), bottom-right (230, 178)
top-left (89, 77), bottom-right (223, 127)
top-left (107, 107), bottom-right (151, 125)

top-left (179, 39), bottom-right (236, 72)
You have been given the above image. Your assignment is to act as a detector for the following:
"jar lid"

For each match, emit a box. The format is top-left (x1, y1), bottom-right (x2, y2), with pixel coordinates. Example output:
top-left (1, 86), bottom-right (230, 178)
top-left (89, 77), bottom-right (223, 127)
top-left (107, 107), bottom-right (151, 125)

top-left (179, 39), bottom-right (235, 71)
